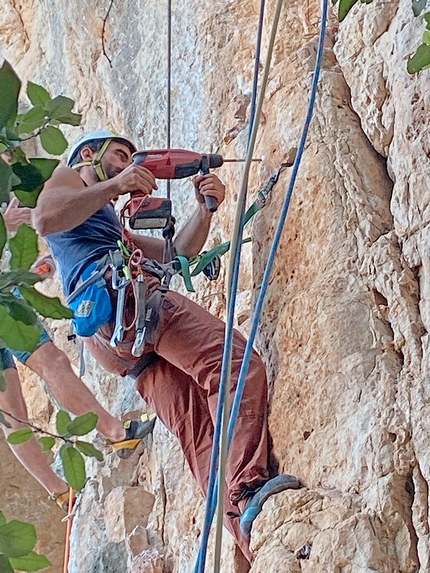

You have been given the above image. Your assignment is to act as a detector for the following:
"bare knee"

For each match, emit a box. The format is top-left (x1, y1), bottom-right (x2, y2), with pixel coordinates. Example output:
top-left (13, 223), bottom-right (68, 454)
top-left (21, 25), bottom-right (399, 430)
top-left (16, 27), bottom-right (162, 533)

top-left (27, 342), bottom-right (75, 381)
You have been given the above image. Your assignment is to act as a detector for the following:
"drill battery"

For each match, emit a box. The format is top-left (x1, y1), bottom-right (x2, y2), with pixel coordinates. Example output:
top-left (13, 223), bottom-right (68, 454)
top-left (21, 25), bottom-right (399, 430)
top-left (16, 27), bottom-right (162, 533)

top-left (127, 195), bottom-right (173, 230)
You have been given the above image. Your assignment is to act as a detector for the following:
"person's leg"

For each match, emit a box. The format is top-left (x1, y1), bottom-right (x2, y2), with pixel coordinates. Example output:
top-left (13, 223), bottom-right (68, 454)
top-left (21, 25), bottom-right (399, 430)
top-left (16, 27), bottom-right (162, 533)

top-left (23, 340), bottom-right (126, 442)
top-left (153, 291), bottom-right (270, 504)
top-left (136, 358), bottom-right (253, 563)
top-left (0, 358), bottom-right (67, 495)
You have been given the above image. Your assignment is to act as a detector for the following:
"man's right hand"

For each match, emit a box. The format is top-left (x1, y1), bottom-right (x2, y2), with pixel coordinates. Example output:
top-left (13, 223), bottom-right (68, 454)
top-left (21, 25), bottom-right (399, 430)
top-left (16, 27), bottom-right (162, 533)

top-left (3, 197), bottom-right (32, 232)
top-left (114, 164), bottom-right (158, 196)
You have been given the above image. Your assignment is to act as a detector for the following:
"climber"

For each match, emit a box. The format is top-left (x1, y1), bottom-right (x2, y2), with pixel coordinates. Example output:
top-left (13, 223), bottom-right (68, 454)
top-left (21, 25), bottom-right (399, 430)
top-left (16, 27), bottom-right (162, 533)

top-left (0, 198), bottom-right (156, 509)
top-left (33, 130), bottom-right (300, 562)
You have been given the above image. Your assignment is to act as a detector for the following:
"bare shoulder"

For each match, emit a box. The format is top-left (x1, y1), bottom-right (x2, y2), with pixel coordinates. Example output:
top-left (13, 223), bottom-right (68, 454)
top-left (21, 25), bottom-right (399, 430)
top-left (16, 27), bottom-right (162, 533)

top-left (42, 166), bottom-right (84, 191)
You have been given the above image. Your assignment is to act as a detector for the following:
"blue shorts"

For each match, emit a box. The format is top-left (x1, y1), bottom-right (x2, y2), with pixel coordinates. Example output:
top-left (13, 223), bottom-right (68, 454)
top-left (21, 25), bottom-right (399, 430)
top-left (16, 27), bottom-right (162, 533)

top-left (0, 328), bottom-right (51, 370)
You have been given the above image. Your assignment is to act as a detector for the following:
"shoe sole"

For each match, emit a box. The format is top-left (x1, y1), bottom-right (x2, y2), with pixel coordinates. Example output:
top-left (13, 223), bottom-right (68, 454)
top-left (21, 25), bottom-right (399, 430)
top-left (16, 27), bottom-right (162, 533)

top-left (239, 474), bottom-right (301, 538)
top-left (114, 415), bottom-right (157, 459)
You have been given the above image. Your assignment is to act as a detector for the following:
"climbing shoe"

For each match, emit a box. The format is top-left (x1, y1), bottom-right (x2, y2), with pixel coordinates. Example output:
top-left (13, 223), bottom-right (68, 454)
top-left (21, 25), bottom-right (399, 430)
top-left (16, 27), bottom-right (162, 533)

top-left (111, 413), bottom-right (157, 459)
top-left (52, 490), bottom-right (75, 513)
top-left (239, 474), bottom-right (301, 539)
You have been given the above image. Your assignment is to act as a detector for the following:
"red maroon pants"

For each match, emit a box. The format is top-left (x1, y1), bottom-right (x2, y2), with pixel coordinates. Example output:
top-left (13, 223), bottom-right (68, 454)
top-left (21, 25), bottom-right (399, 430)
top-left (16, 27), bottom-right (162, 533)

top-left (86, 278), bottom-right (269, 561)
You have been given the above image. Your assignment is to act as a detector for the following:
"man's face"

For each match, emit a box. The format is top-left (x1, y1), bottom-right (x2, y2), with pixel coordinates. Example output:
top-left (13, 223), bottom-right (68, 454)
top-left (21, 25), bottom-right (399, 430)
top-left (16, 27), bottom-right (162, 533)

top-left (100, 141), bottom-right (133, 179)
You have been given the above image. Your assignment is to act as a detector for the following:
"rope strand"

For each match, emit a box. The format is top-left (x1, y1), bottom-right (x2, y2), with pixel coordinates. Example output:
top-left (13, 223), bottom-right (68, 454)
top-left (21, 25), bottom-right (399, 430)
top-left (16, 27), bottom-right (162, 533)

top-left (195, 0), bottom-right (328, 569)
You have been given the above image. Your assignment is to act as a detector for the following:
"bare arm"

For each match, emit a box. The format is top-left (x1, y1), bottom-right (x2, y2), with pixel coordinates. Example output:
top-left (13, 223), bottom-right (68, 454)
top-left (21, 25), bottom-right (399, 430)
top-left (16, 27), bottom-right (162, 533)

top-left (174, 173), bottom-right (225, 258)
top-left (33, 164), bottom-right (157, 236)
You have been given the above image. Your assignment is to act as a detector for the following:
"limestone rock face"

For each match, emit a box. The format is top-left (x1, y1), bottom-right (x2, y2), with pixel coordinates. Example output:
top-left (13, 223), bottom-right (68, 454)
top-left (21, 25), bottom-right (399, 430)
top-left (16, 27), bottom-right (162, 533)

top-left (1, 0), bottom-right (430, 571)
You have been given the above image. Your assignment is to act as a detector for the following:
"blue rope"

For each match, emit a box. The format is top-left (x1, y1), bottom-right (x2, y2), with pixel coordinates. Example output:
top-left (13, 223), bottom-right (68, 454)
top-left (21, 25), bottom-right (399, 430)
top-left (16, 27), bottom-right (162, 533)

top-left (196, 0), bottom-right (328, 573)
top-left (194, 3), bottom-right (266, 570)
top-left (226, 0), bottom-right (328, 453)
top-left (195, 0), bottom-right (328, 569)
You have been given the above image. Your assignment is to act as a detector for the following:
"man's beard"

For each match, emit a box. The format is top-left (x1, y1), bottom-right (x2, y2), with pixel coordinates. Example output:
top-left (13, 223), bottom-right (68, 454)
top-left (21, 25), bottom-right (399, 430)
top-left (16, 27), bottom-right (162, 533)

top-left (104, 164), bottom-right (123, 180)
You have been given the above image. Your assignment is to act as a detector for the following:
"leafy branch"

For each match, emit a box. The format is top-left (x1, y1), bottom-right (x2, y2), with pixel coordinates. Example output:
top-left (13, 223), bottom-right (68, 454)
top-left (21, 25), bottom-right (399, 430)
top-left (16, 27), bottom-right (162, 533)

top-left (0, 60), bottom-right (75, 353)
top-left (0, 510), bottom-right (51, 573)
top-left (3, 409), bottom-right (104, 492)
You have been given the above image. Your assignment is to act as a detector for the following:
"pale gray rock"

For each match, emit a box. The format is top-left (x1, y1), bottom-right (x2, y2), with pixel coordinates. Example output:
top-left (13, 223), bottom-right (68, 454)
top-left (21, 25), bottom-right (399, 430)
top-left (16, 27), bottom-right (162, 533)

top-left (1, 0), bottom-right (429, 571)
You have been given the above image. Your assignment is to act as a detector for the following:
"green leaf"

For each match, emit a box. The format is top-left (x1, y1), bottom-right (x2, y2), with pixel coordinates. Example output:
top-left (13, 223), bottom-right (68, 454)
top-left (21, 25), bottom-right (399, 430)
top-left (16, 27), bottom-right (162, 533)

top-left (0, 306), bottom-right (40, 352)
top-left (408, 43), bottom-right (430, 73)
top-left (13, 158), bottom-right (60, 209)
top-left (0, 61), bottom-right (21, 129)
top-left (7, 427), bottom-right (34, 445)
top-left (76, 440), bottom-right (104, 462)
top-left (424, 11), bottom-right (430, 28)
top-left (56, 410), bottom-right (72, 436)
top-left (0, 511), bottom-right (6, 526)
top-left (9, 146), bottom-right (27, 166)
top-left (11, 162), bottom-right (44, 193)
top-left (18, 106), bottom-right (47, 135)
top-left (0, 215), bottom-right (6, 258)
top-left (413, 0), bottom-right (428, 17)
top-left (13, 189), bottom-right (38, 209)
top-left (424, 29), bottom-right (430, 45)
top-left (27, 82), bottom-right (51, 107)
top-left (338, 0), bottom-right (358, 20)
top-left (1, 294), bottom-right (38, 325)
top-left (60, 444), bottom-right (86, 491)
top-left (44, 96), bottom-right (74, 118)
top-left (10, 551), bottom-right (51, 572)
top-left (0, 520), bottom-right (36, 557)
top-left (38, 436), bottom-right (55, 452)
top-left (20, 287), bottom-right (73, 320)
top-left (29, 158), bottom-right (59, 181)
top-left (40, 126), bottom-right (68, 155)
top-left (67, 412), bottom-right (98, 436)
top-left (9, 225), bottom-right (38, 271)
top-left (2, 127), bottom-right (20, 143)
top-left (55, 111), bottom-right (81, 127)
top-left (0, 157), bottom-right (15, 204)
top-left (0, 269), bottom-right (42, 291)
top-left (0, 554), bottom-right (14, 573)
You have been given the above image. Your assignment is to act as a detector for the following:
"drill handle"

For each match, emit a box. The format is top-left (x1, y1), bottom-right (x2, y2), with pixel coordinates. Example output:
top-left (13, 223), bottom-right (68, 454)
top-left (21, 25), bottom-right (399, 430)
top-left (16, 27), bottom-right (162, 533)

top-left (200, 155), bottom-right (219, 213)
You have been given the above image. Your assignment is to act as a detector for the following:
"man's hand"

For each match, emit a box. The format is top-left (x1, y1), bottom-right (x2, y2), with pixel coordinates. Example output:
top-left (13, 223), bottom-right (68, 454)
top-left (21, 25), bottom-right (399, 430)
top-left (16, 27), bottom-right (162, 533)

top-left (192, 174), bottom-right (225, 209)
top-left (30, 255), bottom-right (56, 279)
top-left (3, 197), bottom-right (32, 232)
top-left (114, 164), bottom-right (158, 196)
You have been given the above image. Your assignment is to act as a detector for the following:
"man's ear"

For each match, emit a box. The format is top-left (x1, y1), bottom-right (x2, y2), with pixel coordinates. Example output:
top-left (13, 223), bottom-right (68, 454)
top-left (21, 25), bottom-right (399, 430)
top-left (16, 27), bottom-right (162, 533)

top-left (80, 146), bottom-right (95, 161)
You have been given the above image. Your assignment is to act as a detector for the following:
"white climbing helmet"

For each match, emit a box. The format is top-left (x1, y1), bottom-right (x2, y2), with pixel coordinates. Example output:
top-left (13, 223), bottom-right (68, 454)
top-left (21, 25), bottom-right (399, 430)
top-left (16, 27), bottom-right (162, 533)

top-left (67, 130), bottom-right (137, 180)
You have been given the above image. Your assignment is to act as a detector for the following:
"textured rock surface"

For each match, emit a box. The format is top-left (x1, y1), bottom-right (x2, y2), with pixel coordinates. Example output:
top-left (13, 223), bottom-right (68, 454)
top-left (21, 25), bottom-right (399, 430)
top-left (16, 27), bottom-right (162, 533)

top-left (0, 435), bottom-right (66, 572)
top-left (1, 0), bottom-right (430, 571)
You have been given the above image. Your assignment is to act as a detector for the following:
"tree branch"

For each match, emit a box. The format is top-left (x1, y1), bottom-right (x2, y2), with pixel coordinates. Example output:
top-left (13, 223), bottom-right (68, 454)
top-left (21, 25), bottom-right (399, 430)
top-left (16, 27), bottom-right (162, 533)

top-left (0, 408), bottom-right (72, 443)
top-left (102, 0), bottom-right (115, 68)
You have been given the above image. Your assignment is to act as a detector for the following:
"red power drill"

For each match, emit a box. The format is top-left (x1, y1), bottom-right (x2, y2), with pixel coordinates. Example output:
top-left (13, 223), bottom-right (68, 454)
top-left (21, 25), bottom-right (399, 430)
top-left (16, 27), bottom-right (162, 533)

top-left (125, 149), bottom-right (224, 230)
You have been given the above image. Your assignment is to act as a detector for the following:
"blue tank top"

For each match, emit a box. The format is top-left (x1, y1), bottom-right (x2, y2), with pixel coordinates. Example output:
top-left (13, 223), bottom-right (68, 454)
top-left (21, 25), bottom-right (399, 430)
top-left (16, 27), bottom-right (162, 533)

top-left (46, 203), bottom-right (121, 295)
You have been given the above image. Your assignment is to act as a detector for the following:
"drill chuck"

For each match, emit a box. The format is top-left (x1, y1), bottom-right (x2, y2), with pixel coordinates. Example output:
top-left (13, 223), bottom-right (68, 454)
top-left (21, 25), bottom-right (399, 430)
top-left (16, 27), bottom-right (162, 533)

top-left (207, 154), bottom-right (223, 169)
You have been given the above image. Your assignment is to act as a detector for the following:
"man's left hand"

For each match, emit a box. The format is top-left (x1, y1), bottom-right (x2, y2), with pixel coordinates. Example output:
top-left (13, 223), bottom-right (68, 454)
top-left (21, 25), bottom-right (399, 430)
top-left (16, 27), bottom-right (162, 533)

top-left (3, 197), bottom-right (32, 232)
top-left (192, 174), bottom-right (225, 209)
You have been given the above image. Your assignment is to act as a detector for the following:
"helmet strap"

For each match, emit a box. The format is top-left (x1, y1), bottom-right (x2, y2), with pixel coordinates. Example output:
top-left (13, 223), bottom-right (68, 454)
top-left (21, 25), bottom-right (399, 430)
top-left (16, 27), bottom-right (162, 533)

top-left (71, 138), bottom-right (112, 181)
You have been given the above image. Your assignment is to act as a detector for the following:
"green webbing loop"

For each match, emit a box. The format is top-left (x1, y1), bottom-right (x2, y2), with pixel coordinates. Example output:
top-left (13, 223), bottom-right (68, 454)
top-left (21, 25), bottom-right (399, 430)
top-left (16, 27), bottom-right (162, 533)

top-left (175, 255), bottom-right (195, 293)
top-left (190, 240), bottom-right (250, 277)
